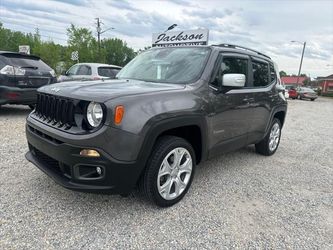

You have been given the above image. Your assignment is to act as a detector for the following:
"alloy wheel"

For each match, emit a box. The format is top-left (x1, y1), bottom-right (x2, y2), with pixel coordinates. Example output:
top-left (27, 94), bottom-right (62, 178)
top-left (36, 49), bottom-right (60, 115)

top-left (269, 123), bottom-right (280, 152)
top-left (157, 147), bottom-right (192, 200)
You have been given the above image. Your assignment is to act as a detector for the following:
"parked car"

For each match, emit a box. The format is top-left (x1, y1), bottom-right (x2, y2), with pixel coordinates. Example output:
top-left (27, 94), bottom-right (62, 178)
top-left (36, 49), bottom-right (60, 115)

top-left (58, 63), bottom-right (122, 82)
top-left (288, 87), bottom-right (298, 99)
top-left (283, 86), bottom-right (289, 98)
top-left (25, 44), bottom-right (287, 207)
top-left (0, 51), bottom-right (57, 109)
top-left (297, 87), bottom-right (318, 101)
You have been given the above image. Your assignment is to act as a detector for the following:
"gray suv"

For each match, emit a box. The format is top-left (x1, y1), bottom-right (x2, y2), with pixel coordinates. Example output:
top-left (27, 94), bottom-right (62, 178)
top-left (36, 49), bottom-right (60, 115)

top-left (25, 44), bottom-right (287, 207)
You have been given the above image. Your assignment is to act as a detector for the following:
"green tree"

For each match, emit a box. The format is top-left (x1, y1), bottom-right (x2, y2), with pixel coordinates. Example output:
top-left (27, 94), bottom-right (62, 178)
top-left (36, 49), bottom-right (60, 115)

top-left (279, 71), bottom-right (287, 77)
top-left (101, 38), bottom-right (136, 66)
top-left (66, 24), bottom-right (97, 63)
top-left (0, 23), bottom-right (136, 72)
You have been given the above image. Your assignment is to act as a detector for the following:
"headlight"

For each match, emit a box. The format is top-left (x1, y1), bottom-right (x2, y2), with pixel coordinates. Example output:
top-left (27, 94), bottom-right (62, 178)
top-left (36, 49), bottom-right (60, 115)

top-left (86, 102), bottom-right (104, 128)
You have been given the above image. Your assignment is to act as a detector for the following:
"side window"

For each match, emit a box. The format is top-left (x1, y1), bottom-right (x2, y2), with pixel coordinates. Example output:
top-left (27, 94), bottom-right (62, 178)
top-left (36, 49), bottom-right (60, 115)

top-left (270, 63), bottom-right (276, 83)
top-left (77, 65), bottom-right (92, 75)
top-left (67, 65), bottom-right (79, 75)
top-left (252, 60), bottom-right (269, 87)
top-left (211, 56), bottom-right (248, 88)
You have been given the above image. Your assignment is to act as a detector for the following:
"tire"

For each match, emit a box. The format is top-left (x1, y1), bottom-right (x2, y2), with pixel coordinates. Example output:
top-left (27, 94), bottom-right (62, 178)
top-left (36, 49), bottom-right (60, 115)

top-left (140, 136), bottom-right (196, 207)
top-left (28, 104), bottom-right (35, 110)
top-left (311, 99), bottom-right (315, 101)
top-left (255, 118), bottom-right (282, 156)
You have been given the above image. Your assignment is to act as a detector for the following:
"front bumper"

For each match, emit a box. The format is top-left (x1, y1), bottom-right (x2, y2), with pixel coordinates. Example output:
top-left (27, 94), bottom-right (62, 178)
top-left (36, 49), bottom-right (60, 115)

top-left (0, 85), bottom-right (38, 105)
top-left (25, 121), bottom-right (143, 195)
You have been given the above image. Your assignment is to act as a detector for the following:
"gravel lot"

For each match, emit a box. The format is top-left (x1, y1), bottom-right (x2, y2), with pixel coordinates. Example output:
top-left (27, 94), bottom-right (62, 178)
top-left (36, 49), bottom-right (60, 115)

top-left (1, 97), bottom-right (332, 249)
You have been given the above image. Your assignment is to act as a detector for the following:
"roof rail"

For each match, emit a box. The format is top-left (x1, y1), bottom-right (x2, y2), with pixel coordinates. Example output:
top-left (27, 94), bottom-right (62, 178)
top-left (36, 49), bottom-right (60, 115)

top-left (214, 43), bottom-right (271, 59)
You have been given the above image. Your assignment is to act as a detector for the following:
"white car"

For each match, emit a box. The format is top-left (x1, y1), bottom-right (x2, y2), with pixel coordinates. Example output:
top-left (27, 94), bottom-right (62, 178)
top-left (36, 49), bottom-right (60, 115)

top-left (58, 63), bottom-right (122, 82)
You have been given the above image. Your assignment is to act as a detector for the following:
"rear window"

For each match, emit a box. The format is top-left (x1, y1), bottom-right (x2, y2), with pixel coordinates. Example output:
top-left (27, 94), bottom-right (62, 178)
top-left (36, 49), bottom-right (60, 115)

top-left (0, 54), bottom-right (52, 71)
top-left (98, 67), bottom-right (121, 77)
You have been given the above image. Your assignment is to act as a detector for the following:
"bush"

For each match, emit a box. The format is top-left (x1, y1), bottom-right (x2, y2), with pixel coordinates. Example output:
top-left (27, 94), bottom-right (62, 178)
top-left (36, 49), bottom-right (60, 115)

top-left (322, 92), bottom-right (333, 97)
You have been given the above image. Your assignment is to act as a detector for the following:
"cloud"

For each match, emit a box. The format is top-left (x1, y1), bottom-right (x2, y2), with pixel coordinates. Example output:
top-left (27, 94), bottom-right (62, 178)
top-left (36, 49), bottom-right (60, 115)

top-left (0, 0), bottom-right (332, 77)
top-left (106, 0), bottom-right (139, 12)
top-left (167, 0), bottom-right (193, 6)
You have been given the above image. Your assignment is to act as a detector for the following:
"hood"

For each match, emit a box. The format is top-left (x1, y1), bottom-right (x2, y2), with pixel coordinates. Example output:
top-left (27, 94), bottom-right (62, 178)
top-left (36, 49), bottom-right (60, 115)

top-left (39, 79), bottom-right (186, 102)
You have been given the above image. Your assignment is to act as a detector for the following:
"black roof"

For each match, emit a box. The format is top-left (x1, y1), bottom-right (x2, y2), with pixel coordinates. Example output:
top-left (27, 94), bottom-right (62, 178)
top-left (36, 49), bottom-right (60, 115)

top-left (0, 51), bottom-right (40, 60)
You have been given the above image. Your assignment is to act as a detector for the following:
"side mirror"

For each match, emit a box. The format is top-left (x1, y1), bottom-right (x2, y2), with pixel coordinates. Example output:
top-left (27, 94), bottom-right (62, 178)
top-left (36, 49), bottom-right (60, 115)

top-left (222, 74), bottom-right (246, 88)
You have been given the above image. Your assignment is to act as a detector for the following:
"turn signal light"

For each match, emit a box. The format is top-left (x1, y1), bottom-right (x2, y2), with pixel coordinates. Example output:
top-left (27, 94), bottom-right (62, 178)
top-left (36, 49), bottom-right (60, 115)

top-left (114, 105), bottom-right (124, 125)
top-left (80, 149), bottom-right (100, 157)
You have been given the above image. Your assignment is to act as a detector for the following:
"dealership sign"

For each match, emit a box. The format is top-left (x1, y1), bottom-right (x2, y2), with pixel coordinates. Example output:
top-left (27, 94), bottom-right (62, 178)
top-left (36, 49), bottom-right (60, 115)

top-left (19, 45), bottom-right (30, 54)
top-left (152, 29), bottom-right (209, 47)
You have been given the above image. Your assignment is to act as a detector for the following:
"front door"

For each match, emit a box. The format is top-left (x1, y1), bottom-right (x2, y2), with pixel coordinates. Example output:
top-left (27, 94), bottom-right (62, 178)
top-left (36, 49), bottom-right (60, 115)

top-left (208, 53), bottom-right (253, 158)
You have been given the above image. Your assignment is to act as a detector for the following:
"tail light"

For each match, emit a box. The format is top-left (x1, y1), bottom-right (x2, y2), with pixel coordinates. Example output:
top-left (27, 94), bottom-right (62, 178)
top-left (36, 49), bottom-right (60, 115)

top-left (0, 65), bottom-right (25, 75)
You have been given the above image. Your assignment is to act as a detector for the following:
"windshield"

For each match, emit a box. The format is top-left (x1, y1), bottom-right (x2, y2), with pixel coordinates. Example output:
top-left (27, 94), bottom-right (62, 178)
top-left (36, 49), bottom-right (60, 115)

top-left (117, 47), bottom-right (211, 83)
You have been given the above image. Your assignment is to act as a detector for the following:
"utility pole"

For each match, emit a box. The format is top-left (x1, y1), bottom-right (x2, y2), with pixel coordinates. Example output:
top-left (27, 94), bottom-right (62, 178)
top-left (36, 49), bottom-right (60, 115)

top-left (96, 18), bottom-right (102, 57)
top-left (291, 40), bottom-right (306, 86)
top-left (95, 18), bottom-right (115, 61)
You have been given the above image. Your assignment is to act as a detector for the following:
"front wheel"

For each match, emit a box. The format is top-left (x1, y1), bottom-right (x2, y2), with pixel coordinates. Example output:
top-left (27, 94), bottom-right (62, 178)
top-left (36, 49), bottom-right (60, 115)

top-left (255, 118), bottom-right (282, 156)
top-left (141, 136), bottom-right (196, 207)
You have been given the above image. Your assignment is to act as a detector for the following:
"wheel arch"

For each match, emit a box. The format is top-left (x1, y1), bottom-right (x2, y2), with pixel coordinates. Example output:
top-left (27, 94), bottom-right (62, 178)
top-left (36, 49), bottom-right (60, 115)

top-left (135, 115), bottom-right (208, 184)
top-left (264, 105), bottom-right (287, 136)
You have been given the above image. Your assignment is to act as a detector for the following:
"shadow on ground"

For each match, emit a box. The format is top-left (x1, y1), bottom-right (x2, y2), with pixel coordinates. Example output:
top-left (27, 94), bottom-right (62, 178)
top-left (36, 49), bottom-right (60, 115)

top-left (0, 105), bottom-right (31, 116)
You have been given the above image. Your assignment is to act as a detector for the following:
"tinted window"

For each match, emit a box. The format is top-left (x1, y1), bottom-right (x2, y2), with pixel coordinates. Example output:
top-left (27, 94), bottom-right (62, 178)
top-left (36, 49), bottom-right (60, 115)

top-left (252, 60), bottom-right (269, 87)
top-left (67, 65), bottom-right (79, 75)
top-left (1, 54), bottom-right (52, 71)
top-left (270, 63), bottom-right (276, 83)
top-left (117, 47), bottom-right (211, 84)
top-left (77, 65), bottom-right (92, 75)
top-left (222, 57), bottom-right (248, 76)
top-left (211, 56), bottom-right (248, 88)
top-left (98, 67), bottom-right (121, 77)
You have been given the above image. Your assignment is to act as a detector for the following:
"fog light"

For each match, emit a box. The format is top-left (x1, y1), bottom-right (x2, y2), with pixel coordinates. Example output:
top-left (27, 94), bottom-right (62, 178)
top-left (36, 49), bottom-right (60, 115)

top-left (80, 149), bottom-right (100, 157)
top-left (96, 167), bottom-right (102, 175)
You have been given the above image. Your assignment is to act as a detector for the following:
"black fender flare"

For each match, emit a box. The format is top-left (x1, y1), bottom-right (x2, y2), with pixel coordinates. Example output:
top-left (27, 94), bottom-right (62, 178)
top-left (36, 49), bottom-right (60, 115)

top-left (264, 105), bottom-right (287, 136)
top-left (133, 114), bottom-right (208, 183)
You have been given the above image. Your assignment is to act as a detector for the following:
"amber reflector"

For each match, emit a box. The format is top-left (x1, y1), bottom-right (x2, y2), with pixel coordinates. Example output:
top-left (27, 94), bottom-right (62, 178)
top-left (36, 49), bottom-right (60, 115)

top-left (114, 105), bottom-right (124, 125)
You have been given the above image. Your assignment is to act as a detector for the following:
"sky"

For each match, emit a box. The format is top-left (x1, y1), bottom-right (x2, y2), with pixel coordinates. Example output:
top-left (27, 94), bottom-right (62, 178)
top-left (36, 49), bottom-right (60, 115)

top-left (0, 0), bottom-right (332, 77)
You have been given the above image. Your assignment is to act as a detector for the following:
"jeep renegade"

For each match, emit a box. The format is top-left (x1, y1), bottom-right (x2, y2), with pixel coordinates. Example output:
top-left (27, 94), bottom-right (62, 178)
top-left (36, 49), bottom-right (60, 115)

top-left (25, 44), bottom-right (287, 207)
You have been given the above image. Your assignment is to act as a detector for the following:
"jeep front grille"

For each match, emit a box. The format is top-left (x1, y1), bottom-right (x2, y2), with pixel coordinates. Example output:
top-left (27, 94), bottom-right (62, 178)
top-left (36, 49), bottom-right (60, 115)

top-left (34, 93), bottom-right (76, 129)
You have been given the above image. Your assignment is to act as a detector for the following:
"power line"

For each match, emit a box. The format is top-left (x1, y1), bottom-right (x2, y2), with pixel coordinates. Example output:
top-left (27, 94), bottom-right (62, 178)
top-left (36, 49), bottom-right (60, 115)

top-left (1, 22), bottom-right (68, 42)
top-left (0, 20), bottom-right (68, 36)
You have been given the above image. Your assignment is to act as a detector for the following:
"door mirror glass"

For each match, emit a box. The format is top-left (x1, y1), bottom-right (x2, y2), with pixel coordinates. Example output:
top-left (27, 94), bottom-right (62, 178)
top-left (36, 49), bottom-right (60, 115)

top-left (222, 73), bottom-right (246, 87)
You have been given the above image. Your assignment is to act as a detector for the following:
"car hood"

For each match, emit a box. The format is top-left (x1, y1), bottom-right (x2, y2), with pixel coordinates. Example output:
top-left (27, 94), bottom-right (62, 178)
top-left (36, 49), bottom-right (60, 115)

top-left (39, 79), bottom-right (186, 102)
